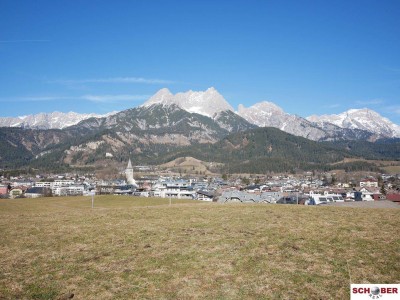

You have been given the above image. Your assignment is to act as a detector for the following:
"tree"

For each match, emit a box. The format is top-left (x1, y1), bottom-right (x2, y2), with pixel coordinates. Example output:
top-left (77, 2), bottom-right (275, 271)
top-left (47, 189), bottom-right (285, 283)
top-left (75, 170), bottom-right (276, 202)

top-left (380, 184), bottom-right (386, 195)
top-left (241, 177), bottom-right (250, 185)
top-left (378, 175), bottom-right (383, 187)
top-left (322, 175), bottom-right (328, 186)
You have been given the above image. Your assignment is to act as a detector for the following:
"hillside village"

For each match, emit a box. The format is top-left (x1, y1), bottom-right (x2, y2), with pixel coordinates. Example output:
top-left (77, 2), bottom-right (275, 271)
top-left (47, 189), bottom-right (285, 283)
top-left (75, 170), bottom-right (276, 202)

top-left (1, 159), bottom-right (399, 205)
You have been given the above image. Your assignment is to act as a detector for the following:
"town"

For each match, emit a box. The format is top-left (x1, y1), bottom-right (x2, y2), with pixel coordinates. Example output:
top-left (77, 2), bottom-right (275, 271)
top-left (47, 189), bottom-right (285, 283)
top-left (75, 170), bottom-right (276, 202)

top-left (1, 159), bottom-right (399, 206)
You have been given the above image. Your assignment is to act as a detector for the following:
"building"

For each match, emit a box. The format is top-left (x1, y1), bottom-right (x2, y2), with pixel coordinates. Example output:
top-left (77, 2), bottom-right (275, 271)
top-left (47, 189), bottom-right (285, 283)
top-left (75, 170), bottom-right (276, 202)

top-left (35, 180), bottom-right (79, 196)
top-left (25, 187), bottom-right (50, 198)
top-left (196, 190), bottom-right (214, 201)
top-left (151, 179), bottom-right (195, 199)
top-left (53, 185), bottom-right (84, 196)
top-left (386, 194), bottom-right (400, 203)
top-left (53, 180), bottom-right (75, 187)
top-left (0, 185), bottom-right (8, 195)
top-left (125, 159), bottom-right (138, 187)
top-left (35, 182), bottom-right (53, 188)
top-left (359, 187), bottom-right (376, 201)
top-left (360, 178), bottom-right (378, 188)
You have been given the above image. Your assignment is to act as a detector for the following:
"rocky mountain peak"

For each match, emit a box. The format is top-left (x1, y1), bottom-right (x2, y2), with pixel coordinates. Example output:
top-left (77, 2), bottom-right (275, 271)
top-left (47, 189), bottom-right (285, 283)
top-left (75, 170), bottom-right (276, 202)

top-left (238, 101), bottom-right (285, 116)
top-left (143, 88), bottom-right (174, 106)
top-left (307, 108), bottom-right (400, 138)
top-left (142, 87), bottom-right (234, 118)
top-left (237, 101), bottom-right (288, 127)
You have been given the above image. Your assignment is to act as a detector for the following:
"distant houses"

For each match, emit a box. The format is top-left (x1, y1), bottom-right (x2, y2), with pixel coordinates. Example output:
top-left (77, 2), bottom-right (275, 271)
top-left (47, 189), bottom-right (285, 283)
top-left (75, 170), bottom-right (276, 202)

top-left (0, 165), bottom-right (399, 205)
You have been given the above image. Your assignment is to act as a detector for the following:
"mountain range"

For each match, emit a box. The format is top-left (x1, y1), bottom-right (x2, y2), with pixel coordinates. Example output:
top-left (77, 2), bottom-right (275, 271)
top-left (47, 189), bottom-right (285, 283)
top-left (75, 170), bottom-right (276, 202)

top-left (307, 109), bottom-right (400, 139)
top-left (0, 111), bottom-right (117, 129)
top-left (1, 87), bottom-right (398, 141)
top-left (0, 87), bottom-right (399, 172)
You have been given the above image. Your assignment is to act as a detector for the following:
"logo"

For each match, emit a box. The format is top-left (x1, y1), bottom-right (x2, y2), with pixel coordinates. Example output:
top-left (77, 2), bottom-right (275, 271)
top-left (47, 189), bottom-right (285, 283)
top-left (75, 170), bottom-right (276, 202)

top-left (370, 286), bottom-right (381, 299)
top-left (351, 284), bottom-right (399, 300)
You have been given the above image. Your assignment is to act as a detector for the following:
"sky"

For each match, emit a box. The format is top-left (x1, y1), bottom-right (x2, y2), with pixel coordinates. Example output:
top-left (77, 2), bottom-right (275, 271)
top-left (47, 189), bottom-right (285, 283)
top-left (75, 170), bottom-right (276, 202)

top-left (1, 0), bottom-right (400, 124)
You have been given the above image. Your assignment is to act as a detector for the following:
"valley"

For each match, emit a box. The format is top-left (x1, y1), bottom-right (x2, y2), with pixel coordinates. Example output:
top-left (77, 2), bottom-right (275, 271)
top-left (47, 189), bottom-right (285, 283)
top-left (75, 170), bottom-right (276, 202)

top-left (0, 88), bottom-right (399, 174)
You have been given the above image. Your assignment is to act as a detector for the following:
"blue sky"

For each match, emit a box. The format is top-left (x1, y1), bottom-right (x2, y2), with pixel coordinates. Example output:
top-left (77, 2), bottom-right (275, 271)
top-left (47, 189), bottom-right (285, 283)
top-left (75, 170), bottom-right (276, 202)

top-left (1, 0), bottom-right (400, 124)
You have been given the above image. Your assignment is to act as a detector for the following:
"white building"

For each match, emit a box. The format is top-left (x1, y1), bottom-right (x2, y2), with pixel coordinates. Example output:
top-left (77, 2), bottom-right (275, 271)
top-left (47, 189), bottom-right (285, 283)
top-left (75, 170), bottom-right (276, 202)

top-left (360, 178), bottom-right (378, 188)
top-left (151, 179), bottom-right (195, 199)
top-left (35, 180), bottom-right (84, 196)
top-left (125, 159), bottom-right (138, 187)
top-left (53, 180), bottom-right (75, 187)
top-left (359, 187), bottom-right (377, 201)
top-left (35, 182), bottom-right (53, 188)
top-left (53, 185), bottom-right (84, 196)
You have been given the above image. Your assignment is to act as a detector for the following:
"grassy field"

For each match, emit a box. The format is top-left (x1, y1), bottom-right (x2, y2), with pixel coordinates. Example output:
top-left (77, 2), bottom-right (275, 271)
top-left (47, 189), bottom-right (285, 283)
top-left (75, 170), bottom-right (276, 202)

top-left (382, 165), bottom-right (400, 174)
top-left (0, 196), bottom-right (399, 299)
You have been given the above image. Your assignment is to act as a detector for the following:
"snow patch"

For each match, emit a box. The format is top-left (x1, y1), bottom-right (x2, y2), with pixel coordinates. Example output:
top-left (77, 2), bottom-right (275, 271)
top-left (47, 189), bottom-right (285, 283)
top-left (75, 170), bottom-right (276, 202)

top-left (142, 87), bottom-right (234, 118)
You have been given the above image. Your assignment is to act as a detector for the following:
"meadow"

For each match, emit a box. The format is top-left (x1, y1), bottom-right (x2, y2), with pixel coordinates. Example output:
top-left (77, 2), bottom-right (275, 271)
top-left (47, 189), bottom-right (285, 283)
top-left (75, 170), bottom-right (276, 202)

top-left (0, 196), bottom-right (399, 299)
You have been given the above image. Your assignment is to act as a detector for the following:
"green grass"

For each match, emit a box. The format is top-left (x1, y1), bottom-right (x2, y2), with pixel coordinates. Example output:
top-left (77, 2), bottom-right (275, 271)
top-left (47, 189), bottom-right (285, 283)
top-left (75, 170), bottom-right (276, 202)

top-left (0, 196), bottom-right (399, 299)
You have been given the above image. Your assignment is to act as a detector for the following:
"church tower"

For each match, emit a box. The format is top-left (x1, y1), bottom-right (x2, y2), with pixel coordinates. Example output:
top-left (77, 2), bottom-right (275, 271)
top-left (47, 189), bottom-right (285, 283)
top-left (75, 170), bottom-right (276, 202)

top-left (125, 159), bottom-right (137, 187)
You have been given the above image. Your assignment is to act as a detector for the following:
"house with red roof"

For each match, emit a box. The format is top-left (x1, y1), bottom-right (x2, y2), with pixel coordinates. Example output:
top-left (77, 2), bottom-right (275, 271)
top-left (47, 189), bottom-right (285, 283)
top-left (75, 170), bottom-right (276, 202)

top-left (360, 178), bottom-right (378, 188)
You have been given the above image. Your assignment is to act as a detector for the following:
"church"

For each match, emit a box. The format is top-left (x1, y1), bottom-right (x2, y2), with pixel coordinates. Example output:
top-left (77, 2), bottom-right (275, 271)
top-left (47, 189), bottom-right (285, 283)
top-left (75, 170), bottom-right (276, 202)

top-left (125, 159), bottom-right (138, 187)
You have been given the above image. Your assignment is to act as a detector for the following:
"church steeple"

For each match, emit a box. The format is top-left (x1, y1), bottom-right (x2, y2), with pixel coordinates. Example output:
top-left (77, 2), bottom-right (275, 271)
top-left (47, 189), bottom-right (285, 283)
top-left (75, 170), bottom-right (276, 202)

top-left (127, 158), bottom-right (133, 169)
top-left (125, 158), bottom-right (137, 187)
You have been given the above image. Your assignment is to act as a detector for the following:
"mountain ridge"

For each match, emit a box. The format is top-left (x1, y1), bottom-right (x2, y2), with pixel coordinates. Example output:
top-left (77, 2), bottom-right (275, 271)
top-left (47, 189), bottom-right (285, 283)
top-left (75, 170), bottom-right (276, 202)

top-left (0, 88), bottom-right (399, 142)
top-left (1, 112), bottom-right (398, 172)
top-left (307, 108), bottom-right (400, 138)
top-left (0, 111), bottom-right (117, 130)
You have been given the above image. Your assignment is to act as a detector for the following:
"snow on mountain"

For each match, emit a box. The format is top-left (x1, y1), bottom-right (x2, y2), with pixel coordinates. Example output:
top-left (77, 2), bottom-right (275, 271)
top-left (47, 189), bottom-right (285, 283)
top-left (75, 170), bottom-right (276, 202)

top-left (0, 111), bottom-right (117, 129)
top-left (142, 87), bottom-right (234, 118)
top-left (237, 101), bottom-right (331, 140)
top-left (237, 102), bottom-right (285, 126)
top-left (2, 86), bottom-right (399, 142)
top-left (307, 108), bottom-right (400, 138)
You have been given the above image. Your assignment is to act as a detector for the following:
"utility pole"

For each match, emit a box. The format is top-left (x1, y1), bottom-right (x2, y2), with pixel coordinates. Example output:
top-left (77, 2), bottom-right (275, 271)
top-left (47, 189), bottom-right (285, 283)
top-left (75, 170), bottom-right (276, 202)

top-left (91, 191), bottom-right (95, 208)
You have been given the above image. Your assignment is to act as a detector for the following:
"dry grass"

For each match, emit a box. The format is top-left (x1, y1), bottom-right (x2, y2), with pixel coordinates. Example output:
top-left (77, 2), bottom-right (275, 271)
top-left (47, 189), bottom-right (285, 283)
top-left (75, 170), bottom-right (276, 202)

top-left (159, 156), bottom-right (223, 175)
top-left (382, 165), bottom-right (400, 174)
top-left (332, 157), bottom-right (400, 167)
top-left (0, 196), bottom-right (399, 299)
